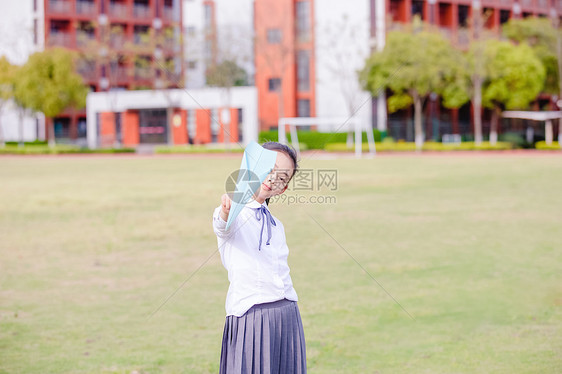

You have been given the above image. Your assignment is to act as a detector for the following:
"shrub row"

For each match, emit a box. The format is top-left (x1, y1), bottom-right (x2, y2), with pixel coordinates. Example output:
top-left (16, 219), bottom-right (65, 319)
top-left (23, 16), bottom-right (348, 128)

top-left (535, 141), bottom-right (562, 150)
top-left (155, 145), bottom-right (244, 154)
top-left (0, 145), bottom-right (135, 154)
top-left (259, 130), bottom-right (384, 150)
top-left (325, 141), bottom-right (514, 152)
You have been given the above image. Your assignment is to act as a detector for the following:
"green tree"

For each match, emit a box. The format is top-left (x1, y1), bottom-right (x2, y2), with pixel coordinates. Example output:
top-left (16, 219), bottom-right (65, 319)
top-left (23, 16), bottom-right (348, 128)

top-left (480, 40), bottom-right (545, 144)
top-left (360, 23), bottom-right (468, 150)
top-left (13, 48), bottom-right (88, 147)
top-left (0, 57), bottom-right (16, 148)
top-left (503, 17), bottom-right (560, 97)
top-left (206, 59), bottom-right (248, 88)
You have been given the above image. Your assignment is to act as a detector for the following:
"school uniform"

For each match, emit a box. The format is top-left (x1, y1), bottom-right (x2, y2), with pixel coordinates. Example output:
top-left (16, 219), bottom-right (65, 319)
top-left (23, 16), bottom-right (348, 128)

top-left (213, 199), bottom-right (306, 374)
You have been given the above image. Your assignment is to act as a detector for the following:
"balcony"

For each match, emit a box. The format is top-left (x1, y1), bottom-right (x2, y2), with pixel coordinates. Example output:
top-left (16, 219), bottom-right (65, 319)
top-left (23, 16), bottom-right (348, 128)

top-left (133, 32), bottom-right (151, 46)
top-left (110, 66), bottom-right (129, 81)
top-left (162, 38), bottom-right (177, 51)
top-left (76, 0), bottom-right (96, 15)
top-left (164, 70), bottom-right (181, 84)
top-left (109, 3), bottom-right (128, 18)
top-left (537, 0), bottom-right (548, 8)
top-left (77, 65), bottom-right (97, 81)
top-left (48, 31), bottom-right (72, 47)
top-left (76, 31), bottom-right (95, 47)
top-left (133, 4), bottom-right (151, 18)
top-left (520, 0), bottom-right (533, 7)
top-left (163, 7), bottom-right (175, 21)
top-left (109, 35), bottom-right (126, 49)
top-left (134, 66), bottom-right (152, 80)
top-left (48, 0), bottom-right (71, 13)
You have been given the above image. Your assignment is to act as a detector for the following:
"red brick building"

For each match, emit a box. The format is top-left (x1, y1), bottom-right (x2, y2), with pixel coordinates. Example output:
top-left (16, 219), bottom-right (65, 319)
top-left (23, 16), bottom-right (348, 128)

top-left (35, 0), bottom-right (183, 143)
top-left (254, 0), bottom-right (316, 131)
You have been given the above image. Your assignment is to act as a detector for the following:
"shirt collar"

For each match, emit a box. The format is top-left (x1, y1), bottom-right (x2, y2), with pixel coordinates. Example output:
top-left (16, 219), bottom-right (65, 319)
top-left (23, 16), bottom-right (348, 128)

top-left (246, 199), bottom-right (269, 210)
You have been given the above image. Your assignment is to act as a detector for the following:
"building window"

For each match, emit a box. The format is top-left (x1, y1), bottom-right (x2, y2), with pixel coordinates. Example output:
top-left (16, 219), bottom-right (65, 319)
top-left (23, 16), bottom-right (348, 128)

top-left (188, 60), bottom-right (197, 69)
top-left (54, 117), bottom-right (71, 139)
top-left (33, 0), bottom-right (37, 11)
top-left (237, 108), bottom-right (243, 142)
top-left (500, 10), bottom-right (510, 24)
top-left (297, 50), bottom-right (310, 92)
top-left (204, 4), bottom-right (213, 28)
top-left (186, 26), bottom-right (196, 37)
top-left (204, 40), bottom-right (213, 61)
top-left (33, 19), bottom-right (38, 45)
top-left (211, 108), bottom-right (219, 142)
top-left (267, 28), bottom-right (282, 44)
top-left (187, 110), bottom-right (196, 143)
top-left (296, 1), bottom-right (310, 41)
top-left (458, 5), bottom-right (469, 27)
top-left (139, 109), bottom-right (167, 144)
top-left (297, 99), bottom-right (310, 118)
top-left (411, 0), bottom-right (424, 20)
top-left (115, 112), bottom-right (122, 144)
top-left (268, 78), bottom-right (281, 92)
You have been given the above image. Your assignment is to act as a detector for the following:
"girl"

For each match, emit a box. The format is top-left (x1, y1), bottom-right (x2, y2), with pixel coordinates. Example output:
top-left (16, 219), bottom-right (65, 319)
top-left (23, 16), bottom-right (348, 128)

top-left (212, 142), bottom-right (306, 374)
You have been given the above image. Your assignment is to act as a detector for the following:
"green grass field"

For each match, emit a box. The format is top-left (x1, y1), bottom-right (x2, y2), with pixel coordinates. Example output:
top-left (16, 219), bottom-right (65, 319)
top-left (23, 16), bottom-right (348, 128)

top-left (1, 153), bottom-right (561, 373)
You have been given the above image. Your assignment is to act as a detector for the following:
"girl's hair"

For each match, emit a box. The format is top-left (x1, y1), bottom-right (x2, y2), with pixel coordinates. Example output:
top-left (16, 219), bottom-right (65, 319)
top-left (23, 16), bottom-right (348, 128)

top-left (262, 141), bottom-right (299, 205)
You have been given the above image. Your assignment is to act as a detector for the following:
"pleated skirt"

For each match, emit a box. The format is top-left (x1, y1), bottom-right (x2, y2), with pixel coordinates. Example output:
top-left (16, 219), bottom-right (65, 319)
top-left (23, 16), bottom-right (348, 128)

top-left (219, 299), bottom-right (307, 374)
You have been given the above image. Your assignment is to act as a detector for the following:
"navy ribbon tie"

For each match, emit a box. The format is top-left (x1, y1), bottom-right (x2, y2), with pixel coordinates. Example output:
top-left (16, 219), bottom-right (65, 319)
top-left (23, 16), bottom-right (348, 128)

top-left (252, 206), bottom-right (276, 250)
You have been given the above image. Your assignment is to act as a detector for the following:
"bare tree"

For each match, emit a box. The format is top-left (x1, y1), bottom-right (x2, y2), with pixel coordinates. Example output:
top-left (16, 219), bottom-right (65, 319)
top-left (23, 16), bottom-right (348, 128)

top-left (320, 14), bottom-right (372, 148)
top-left (0, 20), bottom-right (36, 145)
top-left (77, 18), bottom-right (135, 147)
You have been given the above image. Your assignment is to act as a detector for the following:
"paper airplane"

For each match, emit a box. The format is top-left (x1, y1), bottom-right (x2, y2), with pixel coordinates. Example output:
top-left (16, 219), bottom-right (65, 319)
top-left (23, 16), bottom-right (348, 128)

top-left (226, 141), bottom-right (277, 230)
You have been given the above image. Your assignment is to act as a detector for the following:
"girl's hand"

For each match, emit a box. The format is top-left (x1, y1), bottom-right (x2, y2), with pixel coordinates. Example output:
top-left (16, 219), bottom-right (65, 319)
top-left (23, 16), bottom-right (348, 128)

top-left (220, 193), bottom-right (231, 222)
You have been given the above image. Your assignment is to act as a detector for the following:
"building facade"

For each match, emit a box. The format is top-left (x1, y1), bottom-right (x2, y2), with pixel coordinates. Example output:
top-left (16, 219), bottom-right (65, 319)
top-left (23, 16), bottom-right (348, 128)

top-left (382, 0), bottom-right (562, 141)
top-left (183, 0), bottom-right (216, 89)
top-left (254, 0), bottom-right (374, 133)
top-left (87, 87), bottom-right (256, 148)
top-left (32, 0), bottom-right (183, 144)
top-left (3, 0), bottom-right (561, 145)
top-left (254, 0), bottom-right (316, 131)
top-left (255, 0), bottom-right (562, 141)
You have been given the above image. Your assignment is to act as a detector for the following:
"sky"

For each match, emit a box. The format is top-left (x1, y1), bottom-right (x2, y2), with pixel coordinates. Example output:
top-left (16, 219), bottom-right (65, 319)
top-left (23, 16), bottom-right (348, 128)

top-left (0, 0), bottom-right (35, 64)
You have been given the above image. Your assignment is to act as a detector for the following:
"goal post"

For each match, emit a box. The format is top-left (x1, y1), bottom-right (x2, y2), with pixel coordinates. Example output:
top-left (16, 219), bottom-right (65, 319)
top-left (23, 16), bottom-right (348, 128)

top-left (277, 117), bottom-right (376, 157)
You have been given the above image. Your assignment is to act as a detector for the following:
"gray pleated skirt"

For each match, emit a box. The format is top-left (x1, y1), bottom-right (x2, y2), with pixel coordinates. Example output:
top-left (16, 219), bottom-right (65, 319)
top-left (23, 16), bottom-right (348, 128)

top-left (220, 298), bottom-right (307, 374)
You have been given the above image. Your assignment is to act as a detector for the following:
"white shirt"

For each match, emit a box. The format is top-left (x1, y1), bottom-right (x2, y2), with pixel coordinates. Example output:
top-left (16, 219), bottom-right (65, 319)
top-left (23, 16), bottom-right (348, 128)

top-left (212, 199), bottom-right (299, 317)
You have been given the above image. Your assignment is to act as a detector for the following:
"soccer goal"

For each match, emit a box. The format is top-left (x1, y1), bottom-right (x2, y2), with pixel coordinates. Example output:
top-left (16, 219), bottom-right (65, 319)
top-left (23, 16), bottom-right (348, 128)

top-left (277, 117), bottom-right (376, 157)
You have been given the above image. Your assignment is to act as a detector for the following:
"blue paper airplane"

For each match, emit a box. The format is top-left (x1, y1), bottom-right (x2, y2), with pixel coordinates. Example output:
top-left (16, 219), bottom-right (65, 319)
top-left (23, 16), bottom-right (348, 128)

top-left (226, 141), bottom-right (277, 230)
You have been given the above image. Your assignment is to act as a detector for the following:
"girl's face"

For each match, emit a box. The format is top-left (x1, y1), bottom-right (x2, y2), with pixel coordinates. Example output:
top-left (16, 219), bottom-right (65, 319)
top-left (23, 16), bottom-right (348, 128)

top-left (254, 151), bottom-right (294, 203)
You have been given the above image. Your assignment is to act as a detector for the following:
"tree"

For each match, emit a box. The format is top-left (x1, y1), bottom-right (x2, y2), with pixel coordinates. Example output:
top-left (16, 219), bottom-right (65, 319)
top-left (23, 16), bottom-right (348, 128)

top-left (13, 48), bottom-right (88, 147)
top-left (360, 21), bottom-right (468, 150)
top-left (503, 17), bottom-right (560, 97)
top-left (206, 59), bottom-right (248, 88)
top-left (0, 56), bottom-right (15, 148)
top-left (185, 21), bottom-right (252, 145)
top-left (321, 14), bottom-right (373, 148)
top-left (480, 40), bottom-right (545, 144)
